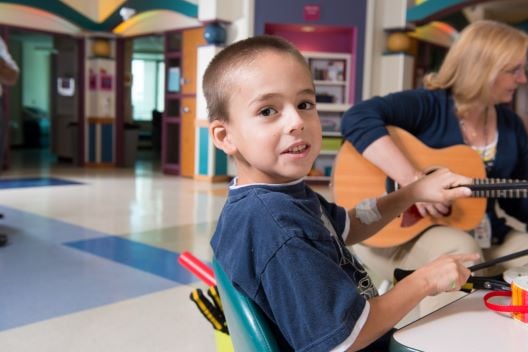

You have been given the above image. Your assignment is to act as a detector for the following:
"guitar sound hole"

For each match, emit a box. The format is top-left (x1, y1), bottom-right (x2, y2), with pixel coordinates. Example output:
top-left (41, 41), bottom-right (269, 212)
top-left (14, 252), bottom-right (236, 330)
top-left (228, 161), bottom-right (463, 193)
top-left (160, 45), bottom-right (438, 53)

top-left (385, 176), bottom-right (453, 217)
top-left (385, 177), bottom-right (401, 217)
top-left (385, 177), bottom-right (396, 193)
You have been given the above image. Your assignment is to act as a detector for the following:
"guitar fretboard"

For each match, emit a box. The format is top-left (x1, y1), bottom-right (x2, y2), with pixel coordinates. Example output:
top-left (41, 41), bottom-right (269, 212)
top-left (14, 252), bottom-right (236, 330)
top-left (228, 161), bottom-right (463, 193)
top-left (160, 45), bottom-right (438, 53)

top-left (468, 178), bottom-right (528, 198)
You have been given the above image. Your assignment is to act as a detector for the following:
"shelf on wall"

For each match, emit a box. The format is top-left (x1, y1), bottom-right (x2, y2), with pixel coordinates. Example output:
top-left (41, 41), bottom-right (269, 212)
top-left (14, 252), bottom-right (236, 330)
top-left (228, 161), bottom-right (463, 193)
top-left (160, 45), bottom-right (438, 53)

top-left (303, 51), bottom-right (352, 183)
top-left (317, 103), bottom-right (351, 112)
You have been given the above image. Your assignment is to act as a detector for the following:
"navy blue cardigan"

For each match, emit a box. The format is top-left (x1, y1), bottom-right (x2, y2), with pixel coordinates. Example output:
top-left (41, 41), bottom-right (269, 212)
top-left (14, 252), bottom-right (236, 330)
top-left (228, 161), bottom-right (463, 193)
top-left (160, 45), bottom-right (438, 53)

top-left (341, 88), bottom-right (528, 244)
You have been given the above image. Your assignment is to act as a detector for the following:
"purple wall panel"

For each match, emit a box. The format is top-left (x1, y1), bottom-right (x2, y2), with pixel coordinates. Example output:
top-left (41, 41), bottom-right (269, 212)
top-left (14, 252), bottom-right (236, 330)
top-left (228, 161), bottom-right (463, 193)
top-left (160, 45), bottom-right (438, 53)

top-left (268, 28), bottom-right (353, 53)
top-left (255, 0), bottom-right (367, 103)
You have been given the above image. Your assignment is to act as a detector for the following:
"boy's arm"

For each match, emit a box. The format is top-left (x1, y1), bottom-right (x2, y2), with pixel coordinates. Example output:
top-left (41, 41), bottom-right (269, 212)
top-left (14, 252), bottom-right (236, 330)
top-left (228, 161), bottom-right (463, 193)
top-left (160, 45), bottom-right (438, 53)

top-left (346, 252), bottom-right (480, 351)
top-left (344, 168), bottom-right (471, 246)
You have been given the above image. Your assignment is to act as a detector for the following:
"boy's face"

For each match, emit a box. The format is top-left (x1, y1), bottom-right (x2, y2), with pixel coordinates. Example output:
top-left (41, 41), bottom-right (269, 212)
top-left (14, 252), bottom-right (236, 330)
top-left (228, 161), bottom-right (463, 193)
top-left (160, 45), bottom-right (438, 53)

top-left (211, 51), bottom-right (321, 185)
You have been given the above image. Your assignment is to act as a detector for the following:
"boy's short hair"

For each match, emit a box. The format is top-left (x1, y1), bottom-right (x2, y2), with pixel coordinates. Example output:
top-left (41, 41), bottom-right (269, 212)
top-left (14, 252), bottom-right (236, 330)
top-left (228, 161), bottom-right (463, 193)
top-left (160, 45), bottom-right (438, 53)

top-left (203, 35), bottom-right (310, 122)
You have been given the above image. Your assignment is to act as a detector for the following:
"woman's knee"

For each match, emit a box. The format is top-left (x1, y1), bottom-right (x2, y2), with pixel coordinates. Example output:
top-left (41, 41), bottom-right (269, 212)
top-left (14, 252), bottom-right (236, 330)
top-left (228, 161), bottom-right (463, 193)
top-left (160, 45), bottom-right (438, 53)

top-left (485, 230), bottom-right (528, 270)
top-left (418, 226), bottom-right (481, 255)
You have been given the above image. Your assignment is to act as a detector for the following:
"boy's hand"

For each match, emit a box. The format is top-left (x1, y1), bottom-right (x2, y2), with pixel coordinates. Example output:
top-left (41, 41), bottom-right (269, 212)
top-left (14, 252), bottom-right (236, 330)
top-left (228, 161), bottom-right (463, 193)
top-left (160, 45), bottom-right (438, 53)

top-left (413, 253), bottom-right (481, 296)
top-left (410, 168), bottom-right (472, 208)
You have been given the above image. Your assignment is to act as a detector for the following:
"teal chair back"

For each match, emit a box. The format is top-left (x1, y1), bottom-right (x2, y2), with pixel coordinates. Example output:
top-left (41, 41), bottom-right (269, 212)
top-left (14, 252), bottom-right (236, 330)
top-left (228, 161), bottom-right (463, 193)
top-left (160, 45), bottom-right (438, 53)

top-left (212, 258), bottom-right (280, 352)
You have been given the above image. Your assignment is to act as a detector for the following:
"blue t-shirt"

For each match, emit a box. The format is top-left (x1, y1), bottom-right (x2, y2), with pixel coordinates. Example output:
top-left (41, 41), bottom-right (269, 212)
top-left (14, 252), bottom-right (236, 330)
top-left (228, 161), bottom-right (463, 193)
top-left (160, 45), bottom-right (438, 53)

top-left (341, 88), bottom-right (528, 244)
top-left (211, 179), bottom-right (377, 351)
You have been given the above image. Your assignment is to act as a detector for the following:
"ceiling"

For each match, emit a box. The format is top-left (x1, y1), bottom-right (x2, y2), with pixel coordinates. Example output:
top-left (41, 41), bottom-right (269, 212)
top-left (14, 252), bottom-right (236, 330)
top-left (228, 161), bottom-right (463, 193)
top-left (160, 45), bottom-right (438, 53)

top-left (408, 0), bottom-right (528, 28)
top-left (0, 0), bottom-right (199, 32)
top-left (1, 0), bottom-right (527, 37)
top-left (406, 0), bottom-right (528, 47)
top-left (59, 0), bottom-right (127, 23)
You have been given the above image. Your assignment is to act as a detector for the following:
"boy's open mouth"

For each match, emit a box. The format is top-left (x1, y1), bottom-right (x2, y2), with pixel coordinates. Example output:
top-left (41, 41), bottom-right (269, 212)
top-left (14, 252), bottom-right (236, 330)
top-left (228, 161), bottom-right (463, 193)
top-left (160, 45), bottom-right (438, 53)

top-left (283, 144), bottom-right (309, 154)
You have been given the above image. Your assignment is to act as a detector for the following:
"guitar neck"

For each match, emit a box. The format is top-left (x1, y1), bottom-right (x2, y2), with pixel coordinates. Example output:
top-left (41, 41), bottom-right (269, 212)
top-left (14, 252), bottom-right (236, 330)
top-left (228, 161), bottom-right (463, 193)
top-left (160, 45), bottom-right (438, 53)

top-left (465, 178), bottom-right (528, 198)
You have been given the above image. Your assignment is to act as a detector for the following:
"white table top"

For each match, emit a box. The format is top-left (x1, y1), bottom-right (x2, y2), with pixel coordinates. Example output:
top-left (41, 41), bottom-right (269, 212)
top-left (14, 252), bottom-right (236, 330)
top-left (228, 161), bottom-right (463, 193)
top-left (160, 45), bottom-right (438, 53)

top-left (391, 290), bottom-right (528, 352)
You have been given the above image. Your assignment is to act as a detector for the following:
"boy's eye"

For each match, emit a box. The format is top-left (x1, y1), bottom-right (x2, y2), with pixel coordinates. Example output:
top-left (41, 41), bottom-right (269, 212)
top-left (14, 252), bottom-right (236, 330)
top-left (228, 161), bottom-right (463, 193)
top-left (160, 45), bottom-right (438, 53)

top-left (259, 107), bottom-right (277, 117)
top-left (298, 101), bottom-right (315, 110)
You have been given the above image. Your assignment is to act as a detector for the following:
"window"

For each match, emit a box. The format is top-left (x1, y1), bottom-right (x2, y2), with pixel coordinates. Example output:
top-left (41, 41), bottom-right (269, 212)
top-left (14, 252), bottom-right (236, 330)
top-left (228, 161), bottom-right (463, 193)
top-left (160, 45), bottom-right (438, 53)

top-left (131, 53), bottom-right (165, 121)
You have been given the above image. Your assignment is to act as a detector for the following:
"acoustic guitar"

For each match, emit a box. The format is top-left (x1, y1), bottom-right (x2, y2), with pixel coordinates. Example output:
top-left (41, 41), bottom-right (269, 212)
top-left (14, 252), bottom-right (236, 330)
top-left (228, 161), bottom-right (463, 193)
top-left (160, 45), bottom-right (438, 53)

top-left (332, 126), bottom-right (528, 248)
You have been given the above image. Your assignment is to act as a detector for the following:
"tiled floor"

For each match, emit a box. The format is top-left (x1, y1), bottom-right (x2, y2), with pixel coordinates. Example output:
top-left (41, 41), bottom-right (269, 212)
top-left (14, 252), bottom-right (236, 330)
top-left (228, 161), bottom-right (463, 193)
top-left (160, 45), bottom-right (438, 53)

top-left (0, 148), bottom-right (332, 351)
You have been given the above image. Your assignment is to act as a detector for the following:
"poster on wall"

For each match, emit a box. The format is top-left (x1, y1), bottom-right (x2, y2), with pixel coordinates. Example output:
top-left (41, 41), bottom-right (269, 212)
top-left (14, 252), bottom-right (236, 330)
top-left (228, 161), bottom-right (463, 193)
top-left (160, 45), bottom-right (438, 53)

top-left (89, 69), bottom-right (97, 90)
top-left (304, 4), bottom-right (320, 21)
top-left (99, 69), bottom-right (113, 90)
top-left (57, 77), bottom-right (75, 96)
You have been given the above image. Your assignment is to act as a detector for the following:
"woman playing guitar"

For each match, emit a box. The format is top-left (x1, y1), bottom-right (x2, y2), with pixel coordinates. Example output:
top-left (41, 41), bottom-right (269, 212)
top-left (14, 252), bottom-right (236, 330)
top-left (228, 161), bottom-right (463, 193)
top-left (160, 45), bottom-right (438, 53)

top-left (340, 20), bottom-right (528, 319)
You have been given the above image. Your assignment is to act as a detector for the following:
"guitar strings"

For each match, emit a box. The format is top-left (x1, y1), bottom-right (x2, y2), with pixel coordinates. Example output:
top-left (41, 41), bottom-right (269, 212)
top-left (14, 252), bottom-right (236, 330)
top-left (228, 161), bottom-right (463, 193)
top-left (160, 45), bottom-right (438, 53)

top-left (471, 178), bottom-right (528, 198)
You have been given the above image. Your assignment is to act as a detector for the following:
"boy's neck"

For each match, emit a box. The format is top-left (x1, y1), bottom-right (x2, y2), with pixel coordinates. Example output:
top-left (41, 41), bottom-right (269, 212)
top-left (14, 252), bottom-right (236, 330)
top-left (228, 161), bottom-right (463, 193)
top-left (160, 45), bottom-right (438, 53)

top-left (231, 177), bottom-right (304, 188)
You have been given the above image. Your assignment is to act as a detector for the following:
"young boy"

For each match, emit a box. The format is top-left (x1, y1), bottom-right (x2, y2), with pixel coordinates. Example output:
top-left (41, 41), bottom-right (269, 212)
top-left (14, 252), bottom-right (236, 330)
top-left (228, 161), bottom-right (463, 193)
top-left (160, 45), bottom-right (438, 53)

top-left (204, 36), bottom-right (479, 352)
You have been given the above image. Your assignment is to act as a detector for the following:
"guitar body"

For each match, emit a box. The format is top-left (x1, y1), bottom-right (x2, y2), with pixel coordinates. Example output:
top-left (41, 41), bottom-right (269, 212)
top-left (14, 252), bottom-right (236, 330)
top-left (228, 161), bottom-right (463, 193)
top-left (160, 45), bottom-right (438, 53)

top-left (332, 126), bottom-right (487, 248)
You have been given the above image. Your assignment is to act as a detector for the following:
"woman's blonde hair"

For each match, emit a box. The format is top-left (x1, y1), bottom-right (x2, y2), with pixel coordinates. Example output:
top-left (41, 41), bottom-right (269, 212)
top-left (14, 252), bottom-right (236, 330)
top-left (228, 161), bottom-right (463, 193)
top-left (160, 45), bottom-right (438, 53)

top-left (423, 20), bottom-right (528, 115)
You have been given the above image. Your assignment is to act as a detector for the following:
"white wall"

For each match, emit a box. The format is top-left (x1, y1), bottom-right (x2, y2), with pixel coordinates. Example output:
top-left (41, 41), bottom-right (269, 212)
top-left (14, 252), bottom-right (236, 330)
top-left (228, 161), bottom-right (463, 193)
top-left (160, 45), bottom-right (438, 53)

top-left (362, 0), bottom-right (414, 99)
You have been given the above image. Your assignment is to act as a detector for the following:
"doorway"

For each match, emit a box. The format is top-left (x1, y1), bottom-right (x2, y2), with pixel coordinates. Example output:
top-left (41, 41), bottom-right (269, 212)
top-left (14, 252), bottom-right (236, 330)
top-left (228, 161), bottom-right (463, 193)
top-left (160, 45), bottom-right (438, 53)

top-left (7, 30), bottom-right (53, 170)
top-left (124, 35), bottom-right (164, 171)
top-left (6, 29), bottom-right (81, 171)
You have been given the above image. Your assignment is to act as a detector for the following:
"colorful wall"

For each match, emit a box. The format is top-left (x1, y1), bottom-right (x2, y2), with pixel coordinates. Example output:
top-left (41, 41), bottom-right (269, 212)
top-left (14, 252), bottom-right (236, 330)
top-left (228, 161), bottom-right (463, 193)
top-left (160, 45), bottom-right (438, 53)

top-left (254, 0), bottom-right (367, 103)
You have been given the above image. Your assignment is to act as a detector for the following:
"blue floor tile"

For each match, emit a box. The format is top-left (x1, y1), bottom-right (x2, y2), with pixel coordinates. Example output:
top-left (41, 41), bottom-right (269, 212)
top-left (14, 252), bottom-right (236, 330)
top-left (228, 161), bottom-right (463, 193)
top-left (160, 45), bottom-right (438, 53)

top-left (0, 206), bottom-right (199, 331)
top-left (65, 237), bottom-right (198, 284)
top-left (0, 177), bottom-right (83, 189)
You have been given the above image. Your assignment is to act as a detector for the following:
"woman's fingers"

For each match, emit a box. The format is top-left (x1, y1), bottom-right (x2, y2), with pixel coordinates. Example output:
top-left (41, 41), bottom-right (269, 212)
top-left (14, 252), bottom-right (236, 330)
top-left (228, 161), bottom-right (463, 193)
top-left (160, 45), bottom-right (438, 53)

top-left (416, 202), bottom-right (451, 218)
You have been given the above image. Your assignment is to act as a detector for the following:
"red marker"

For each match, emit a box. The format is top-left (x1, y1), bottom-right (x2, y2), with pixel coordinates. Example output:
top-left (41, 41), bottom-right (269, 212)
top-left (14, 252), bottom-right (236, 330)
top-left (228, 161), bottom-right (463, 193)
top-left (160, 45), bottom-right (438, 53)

top-left (178, 251), bottom-right (216, 286)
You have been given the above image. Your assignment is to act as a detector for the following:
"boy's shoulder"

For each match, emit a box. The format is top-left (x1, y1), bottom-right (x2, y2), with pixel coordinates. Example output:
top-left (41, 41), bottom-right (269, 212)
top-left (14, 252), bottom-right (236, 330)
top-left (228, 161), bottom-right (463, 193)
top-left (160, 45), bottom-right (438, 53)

top-left (212, 183), bottom-right (318, 275)
top-left (216, 182), bottom-right (342, 244)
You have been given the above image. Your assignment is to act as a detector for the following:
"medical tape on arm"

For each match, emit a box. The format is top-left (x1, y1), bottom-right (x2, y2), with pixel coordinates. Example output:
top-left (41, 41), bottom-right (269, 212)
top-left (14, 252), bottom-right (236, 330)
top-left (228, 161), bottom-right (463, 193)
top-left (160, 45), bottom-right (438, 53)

top-left (355, 198), bottom-right (381, 225)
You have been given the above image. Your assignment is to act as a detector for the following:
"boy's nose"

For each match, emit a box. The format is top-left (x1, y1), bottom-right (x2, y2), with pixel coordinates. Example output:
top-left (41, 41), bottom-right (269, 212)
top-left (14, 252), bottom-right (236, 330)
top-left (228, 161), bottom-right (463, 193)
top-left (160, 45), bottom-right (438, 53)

top-left (286, 109), bottom-right (305, 134)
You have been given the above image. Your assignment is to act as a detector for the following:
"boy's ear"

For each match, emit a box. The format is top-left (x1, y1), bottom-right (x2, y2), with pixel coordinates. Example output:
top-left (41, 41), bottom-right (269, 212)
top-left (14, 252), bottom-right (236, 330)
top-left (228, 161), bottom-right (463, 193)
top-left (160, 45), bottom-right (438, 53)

top-left (209, 120), bottom-right (237, 155)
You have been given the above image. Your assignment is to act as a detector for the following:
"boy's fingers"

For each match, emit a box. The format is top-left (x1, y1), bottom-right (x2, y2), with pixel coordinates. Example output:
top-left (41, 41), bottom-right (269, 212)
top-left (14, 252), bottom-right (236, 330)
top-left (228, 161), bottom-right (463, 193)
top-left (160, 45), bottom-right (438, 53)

top-left (447, 186), bottom-right (471, 198)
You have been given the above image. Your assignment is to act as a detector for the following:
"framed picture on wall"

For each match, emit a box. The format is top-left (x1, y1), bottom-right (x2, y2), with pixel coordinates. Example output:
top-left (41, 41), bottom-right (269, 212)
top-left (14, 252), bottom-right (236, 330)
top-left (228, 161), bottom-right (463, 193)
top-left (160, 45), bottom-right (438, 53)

top-left (309, 58), bottom-right (346, 82)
